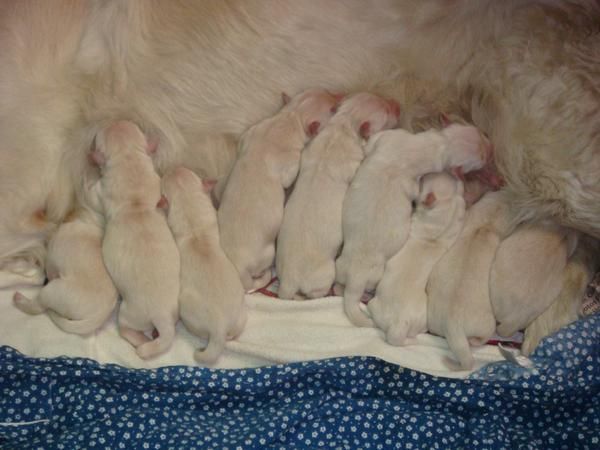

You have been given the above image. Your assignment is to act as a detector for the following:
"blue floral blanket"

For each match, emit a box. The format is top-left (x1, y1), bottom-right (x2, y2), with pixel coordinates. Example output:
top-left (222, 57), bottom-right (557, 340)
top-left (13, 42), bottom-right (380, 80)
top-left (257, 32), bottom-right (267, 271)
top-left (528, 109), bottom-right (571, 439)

top-left (1, 314), bottom-right (598, 449)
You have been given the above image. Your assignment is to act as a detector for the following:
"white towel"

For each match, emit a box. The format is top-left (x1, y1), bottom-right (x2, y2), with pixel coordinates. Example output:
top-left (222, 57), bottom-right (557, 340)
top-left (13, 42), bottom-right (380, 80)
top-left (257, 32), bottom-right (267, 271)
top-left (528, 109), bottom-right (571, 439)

top-left (0, 270), bottom-right (505, 378)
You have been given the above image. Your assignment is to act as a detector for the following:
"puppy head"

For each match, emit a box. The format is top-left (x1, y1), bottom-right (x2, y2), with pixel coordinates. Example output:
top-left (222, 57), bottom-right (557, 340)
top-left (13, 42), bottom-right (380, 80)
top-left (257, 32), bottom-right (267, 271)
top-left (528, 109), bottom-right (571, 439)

top-left (161, 166), bottom-right (215, 209)
top-left (282, 88), bottom-right (343, 138)
top-left (90, 120), bottom-right (151, 167)
top-left (418, 172), bottom-right (462, 209)
top-left (442, 124), bottom-right (492, 174)
top-left (336, 92), bottom-right (400, 139)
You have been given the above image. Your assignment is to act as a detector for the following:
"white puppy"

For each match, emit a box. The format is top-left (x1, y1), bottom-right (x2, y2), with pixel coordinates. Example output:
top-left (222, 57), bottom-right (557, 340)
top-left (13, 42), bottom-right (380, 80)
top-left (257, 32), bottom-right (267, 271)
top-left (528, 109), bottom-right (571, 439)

top-left (522, 236), bottom-right (600, 355)
top-left (368, 172), bottom-right (466, 344)
top-left (276, 92), bottom-right (400, 299)
top-left (94, 120), bottom-right (180, 359)
top-left (218, 88), bottom-right (340, 291)
top-left (490, 221), bottom-right (579, 337)
top-left (13, 207), bottom-right (118, 334)
top-left (162, 167), bottom-right (247, 365)
top-left (336, 124), bottom-right (490, 326)
top-left (426, 191), bottom-right (511, 370)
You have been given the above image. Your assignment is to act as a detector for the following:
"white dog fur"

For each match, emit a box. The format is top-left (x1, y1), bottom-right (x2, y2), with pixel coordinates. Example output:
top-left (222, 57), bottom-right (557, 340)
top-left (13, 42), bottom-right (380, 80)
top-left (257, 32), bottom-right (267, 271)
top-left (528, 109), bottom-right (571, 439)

top-left (426, 191), bottom-right (512, 370)
top-left (336, 124), bottom-right (489, 326)
top-left (276, 92), bottom-right (399, 299)
top-left (521, 235), bottom-right (600, 355)
top-left (0, 1), bottom-right (598, 349)
top-left (94, 120), bottom-right (180, 359)
top-left (368, 172), bottom-right (466, 345)
top-left (13, 207), bottom-right (117, 335)
top-left (162, 167), bottom-right (247, 365)
top-left (218, 88), bottom-right (340, 292)
top-left (490, 221), bottom-right (579, 337)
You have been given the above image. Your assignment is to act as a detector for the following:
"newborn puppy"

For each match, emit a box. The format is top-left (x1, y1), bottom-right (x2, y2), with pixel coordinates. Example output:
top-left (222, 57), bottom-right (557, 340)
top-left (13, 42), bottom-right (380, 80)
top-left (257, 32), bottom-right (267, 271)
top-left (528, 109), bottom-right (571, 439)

top-left (336, 124), bottom-right (490, 326)
top-left (13, 207), bottom-right (118, 334)
top-left (368, 172), bottom-right (466, 344)
top-left (162, 167), bottom-right (247, 365)
top-left (522, 235), bottom-right (600, 355)
top-left (490, 221), bottom-right (579, 337)
top-left (93, 120), bottom-right (180, 359)
top-left (276, 92), bottom-right (400, 299)
top-left (218, 88), bottom-right (340, 292)
top-left (426, 191), bottom-right (511, 370)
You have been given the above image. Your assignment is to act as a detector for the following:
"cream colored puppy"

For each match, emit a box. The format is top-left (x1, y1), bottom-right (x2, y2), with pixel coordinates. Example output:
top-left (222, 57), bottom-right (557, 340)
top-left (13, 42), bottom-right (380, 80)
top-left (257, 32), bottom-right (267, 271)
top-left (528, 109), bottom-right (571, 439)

top-left (94, 121), bottom-right (180, 359)
top-left (490, 221), bottom-right (579, 337)
top-left (336, 124), bottom-right (490, 326)
top-left (218, 88), bottom-right (340, 292)
top-left (426, 191), bottom-right (511, 370)
top-left (368, 172), bottom-right (466, 344)
top-left (13, 207), bottom-right (118, 334)
top-left (522, 236), bottom-right (600, 355)
top-left (276, 92), bottom-right (400, 299)
top-left (162, 167), bottom-right (247, 365)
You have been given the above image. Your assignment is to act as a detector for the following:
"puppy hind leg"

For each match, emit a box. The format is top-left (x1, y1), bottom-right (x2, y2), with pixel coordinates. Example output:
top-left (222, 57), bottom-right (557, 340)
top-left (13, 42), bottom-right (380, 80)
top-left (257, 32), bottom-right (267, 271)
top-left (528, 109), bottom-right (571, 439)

top-left (343, 276), bottom-right (375, 327)
top-left (119, 325), bottom-right (151, 348)
top-left (445, 325), bottom-right (474, 370)
top-left (13, 291), bottom-right (47, 315)
top-left (251, 270), bottom-right (273, 291)
top-left (136, 319), bottom-right (176, 359)
top-left (194, 332), bottom-right (226, 366)
top-left (277, 280), bottom-right (298, 300)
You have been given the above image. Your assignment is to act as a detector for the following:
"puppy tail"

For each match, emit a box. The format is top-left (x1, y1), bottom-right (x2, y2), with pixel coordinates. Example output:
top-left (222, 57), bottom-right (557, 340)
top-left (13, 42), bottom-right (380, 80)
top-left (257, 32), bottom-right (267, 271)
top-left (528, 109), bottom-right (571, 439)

top-left (46, 310), bottom-right (111, 336)
top-left (194, 333), bottom-right (226, 366)
top-left (445, 324), bottom-right (473, 370)
top-left (343, 278), bottom-right (375, 327)
top-left (13, 291), bottom-right (46, 315)
top-left (135, 320), bottom-right (176, 360)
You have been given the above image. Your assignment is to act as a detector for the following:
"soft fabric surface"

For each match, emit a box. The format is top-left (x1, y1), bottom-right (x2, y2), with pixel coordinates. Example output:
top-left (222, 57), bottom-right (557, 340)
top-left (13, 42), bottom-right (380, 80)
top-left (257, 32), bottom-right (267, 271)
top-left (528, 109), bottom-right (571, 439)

top-left (1, 313), bottom-right (598, 449)
top-left (0, 274), bottom-right (506, 378)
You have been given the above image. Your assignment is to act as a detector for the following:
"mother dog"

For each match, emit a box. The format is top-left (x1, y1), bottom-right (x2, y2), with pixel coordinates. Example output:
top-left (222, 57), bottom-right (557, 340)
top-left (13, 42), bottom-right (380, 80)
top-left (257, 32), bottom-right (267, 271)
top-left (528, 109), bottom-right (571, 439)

top-left (0, 0), bottom-right (598, 288)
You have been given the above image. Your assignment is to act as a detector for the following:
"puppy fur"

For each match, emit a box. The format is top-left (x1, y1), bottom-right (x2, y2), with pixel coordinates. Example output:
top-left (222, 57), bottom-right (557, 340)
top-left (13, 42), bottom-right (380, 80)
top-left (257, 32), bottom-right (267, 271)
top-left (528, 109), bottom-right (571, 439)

top-left (426, 191), bottom-right (513, 370)
top-left (522, 235), bottom-right (600, 355)
top-left (94, 120), bottom-right (180, 359)
top-left (336, 124), bottom-right (489, 326)
top-left (13, 207), bottom-right (117, 335)
top-left (490, 221), bottom-right (579, 337)
top-left (276, 92), bottom-right (399, 299)
top-left (217, 88), bottom-right (340, 292)
top-left (163, 167), bottom-right (247, 365)
top-left (368, 172), bottom-right (466, 345)
top-left (0, 2), bottom-right (598, 325)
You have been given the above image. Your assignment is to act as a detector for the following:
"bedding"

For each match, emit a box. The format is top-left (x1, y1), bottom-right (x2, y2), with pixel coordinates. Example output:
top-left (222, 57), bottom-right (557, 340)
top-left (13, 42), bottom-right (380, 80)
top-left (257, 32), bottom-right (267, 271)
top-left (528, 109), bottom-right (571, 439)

top-left (1, 312), bottom-right (598, 449)
top-left (0, 271), bottom-right (507, 378)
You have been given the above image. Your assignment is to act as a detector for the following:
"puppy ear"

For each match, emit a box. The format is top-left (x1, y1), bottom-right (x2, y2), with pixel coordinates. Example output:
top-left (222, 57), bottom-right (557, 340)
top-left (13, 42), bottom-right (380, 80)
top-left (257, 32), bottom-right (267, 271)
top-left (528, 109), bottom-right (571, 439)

top-left (156, 194), bottom-right (169, 211)
top-left (423, 192), bottom-right (437, 208)
top-left (307, 121), bottom-right (320, 137)
top-left (359, 121), bottom-right (371, 139)
top-left (281, 92), bottom-right (291, 105)
top-left (202, 178), bottom-right (217, 193)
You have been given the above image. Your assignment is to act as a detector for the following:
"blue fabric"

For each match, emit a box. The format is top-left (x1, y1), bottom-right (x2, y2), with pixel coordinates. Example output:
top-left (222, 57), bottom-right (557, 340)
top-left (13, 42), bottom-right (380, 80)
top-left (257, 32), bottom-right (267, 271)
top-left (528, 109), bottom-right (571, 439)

top-left (1, 315), bottom-right (599, 449)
